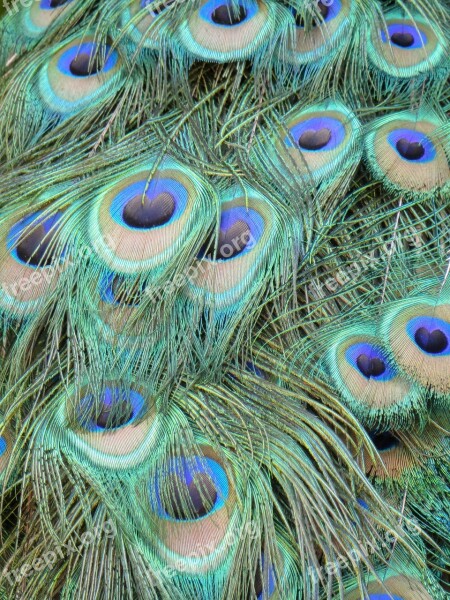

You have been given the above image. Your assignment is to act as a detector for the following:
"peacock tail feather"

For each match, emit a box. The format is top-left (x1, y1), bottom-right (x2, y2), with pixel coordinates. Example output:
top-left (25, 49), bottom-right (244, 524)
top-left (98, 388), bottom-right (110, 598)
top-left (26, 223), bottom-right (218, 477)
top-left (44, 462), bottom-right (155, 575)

top-left (0, 0), bottom-right (449, 598)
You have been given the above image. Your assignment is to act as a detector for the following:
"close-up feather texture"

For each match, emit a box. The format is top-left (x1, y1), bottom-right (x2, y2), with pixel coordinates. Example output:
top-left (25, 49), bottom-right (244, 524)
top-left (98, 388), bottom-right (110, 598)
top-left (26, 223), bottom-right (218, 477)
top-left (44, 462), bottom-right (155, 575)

top-left (0, 0), bottom-right (448, 598)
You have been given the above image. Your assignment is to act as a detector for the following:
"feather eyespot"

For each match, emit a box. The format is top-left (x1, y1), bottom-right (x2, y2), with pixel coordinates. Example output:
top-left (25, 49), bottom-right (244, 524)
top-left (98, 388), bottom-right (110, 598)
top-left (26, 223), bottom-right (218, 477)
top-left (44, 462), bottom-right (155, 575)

top-left (365, 111), bottom-right (450, 196)
top-left (407, 317), bottom-right (450, 356)
top-left (381, 298), bottom-right (450, 394)
top-left (368, 11), bottom-right (445, 78)
top-left (148, 446), bottom-right (238, 567)
top-left (179, 0), bottom-right (275, 62)
top-left (0, 211), bottom-right (64, 316)
top-left (345, 342), bottom-right (394, 382)
top-left (277, 101), bottom-right (363, 185)
top-left (78, 387), bottom-right (146, 433)
top-left (186, 187), bottom-right (280, 311)
top-left (89, 160), bottom-right (215, 275)
top-left (101, 274), bottom-right (147, 308)
top-left (199, 207), bottom-right (262, 261)
top-left (288, 116), bottom-right (345, 153)
top-left (38, 36), bottom-right (123, 115)
top-left (153, 457), bottom-right (227, 521)
top-left (387, 129), bottom-right (435, 164)
top-left (57, 42), bottom-right (118, 77)
top-left (22, 0), bottom-right (73, 39)
top-left (254, 553), bottom-right (276, 599)
top-left (380, 24), bottom-right (427, 50)
top-left (199, 0), bottom-right (257, 27)
top-left (59, 383), bottom-right (159, 467)
top-left (285, 0), bottom-right (352, 64)
top-left (327, 328), bottom-right (421, 428)
top-left (7, 211), bottom-right (63, 268)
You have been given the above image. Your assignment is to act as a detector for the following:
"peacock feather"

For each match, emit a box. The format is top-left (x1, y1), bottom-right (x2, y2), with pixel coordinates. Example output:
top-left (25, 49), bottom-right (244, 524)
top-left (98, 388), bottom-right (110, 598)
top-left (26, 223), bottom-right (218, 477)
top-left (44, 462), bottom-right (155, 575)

top-left (0, 0), bottom-right (449, 598)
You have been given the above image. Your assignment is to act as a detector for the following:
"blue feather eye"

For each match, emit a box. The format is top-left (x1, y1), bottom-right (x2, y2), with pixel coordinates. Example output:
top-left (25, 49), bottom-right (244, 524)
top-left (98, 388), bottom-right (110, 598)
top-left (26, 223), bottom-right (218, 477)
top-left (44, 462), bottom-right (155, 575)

top-left (327, 328), bottom-right (421, 429)
top-left (89, 159), bottom-right (215, 276)
top-left (368, 11), bottom-right (445, 79)
top-left (276, 101), bottom-right (362, 186)
top-left (286, 116), bottom-right (345, 153)
top-left (78, 387), bottom-right (146, 432)
top-left (380, 23), bottom-right (427, 50)
top-left (57, 381), bottom-right (159, 467)
top-left (152, 456), bottom-right (228, 521)
top-left (199, 0), bottom-right (258, 26)
top-left (255, 553), bottom-right (276, 599)
top-left (148, 446), bottom-right (238, 568)
top-left (179, 0), bottom-right (277, 62)
top-left (109, 179), bottom-right (183, 231)
top-left (0, 429), bottom-right (12, 479)
top-left (100, 274), bottom-right (147, 307)
top-left (345, 342), bottom-right (395, 382)
top-left (407, 317), bottom-right (450, 356)
top-left (56, 42), bottom-right (118, 77)
top-left (38, 35), bottom-right (123, 115)
top-left (387, 129), bottom-right (436, 163)
top-left (285, 0), bottom-right (354, 65)
top-left (40, 0), bottom-right (72, 9)
top-left (0, 210), bottom-right (65, 317)
top-left (22, 0), bottom-right (73, 39)
top-left (368, 595), bottom-right (403, 600)
top-left (7, 211), bottom-right (63, 268)
top-left (199, 206), bottom-right (264, 261)
top-left (381, 297), bottom-right (450, 395)
top-left (0, 437), bottom-right (7, 458)
top-left (186, 186), bottom-right (281, 312)
top-left (365, 110), bottom-right (449, 197)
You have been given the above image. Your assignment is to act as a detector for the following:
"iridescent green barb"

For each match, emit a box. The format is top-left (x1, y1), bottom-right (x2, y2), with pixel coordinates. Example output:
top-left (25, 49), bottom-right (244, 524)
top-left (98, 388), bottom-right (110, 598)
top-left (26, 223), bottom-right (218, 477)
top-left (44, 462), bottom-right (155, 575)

top-left (0, 0), bottom-right (449, 598)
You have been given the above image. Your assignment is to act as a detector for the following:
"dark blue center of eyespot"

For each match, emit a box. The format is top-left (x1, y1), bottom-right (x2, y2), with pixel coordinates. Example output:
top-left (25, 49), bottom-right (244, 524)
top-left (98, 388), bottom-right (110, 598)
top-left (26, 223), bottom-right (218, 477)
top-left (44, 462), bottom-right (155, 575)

top-left (380, 23), bottom-right (427, 49)
top-left (357, 498), bottom-right (369, 510)
top-left (256, 553), bottom-right (276, 600)
top-left (0, 437), bottom-right (7, 457)
top-left (199, 0), bottom-right (257, 26)
top-left (152, 457), bottom-right (228, 521)
top-left (57, 42), bottom-right (118, 77)
top-left (7, 211), bottom-right (63, 268)
top-left (369, 431), bottom-right (400, 453)
top-left (78, 387), bottom-right (145, 432)
top-left (286, 117), bottom-right (345, 152)
top-left (246, 361), bottom-right (266, 378)
top-left (109, 178), bottom-right (187, 231)
top-left (345, 343), bottom-right (395, 382)
top-left (387, 129), bottom-right (436, 163)
top-left (199, 207), bottom-right (264, 261)
top-left (40, 0), bottom-right (72, 8)
top-left (293, 0), bottom-right (341, 28)
top-left (406, 316), bottom-right (450, 356)
top-left (100, 273), bottom-right (146, 307)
